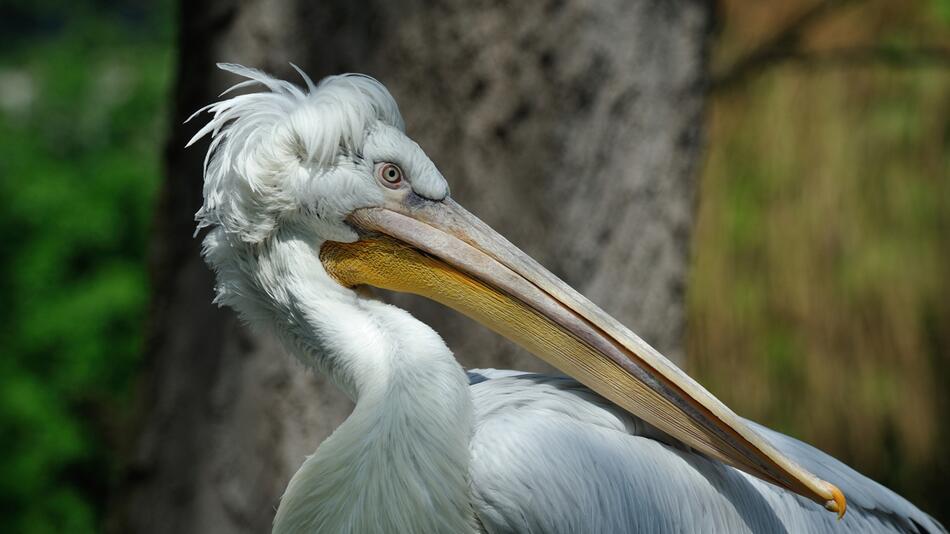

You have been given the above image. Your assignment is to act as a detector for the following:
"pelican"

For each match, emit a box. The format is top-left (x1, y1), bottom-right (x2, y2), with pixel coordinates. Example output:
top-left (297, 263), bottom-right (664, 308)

top-left (188, 63), bottom-right (944, 533)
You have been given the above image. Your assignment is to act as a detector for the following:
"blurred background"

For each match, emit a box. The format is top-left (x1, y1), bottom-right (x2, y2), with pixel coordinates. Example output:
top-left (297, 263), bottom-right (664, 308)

top-left (0, 0), bottom-right (947, 532)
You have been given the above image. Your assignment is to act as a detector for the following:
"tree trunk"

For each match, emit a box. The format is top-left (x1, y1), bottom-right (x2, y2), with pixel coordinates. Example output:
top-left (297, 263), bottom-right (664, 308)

top-left (112, 0), bottom-right (711, 531)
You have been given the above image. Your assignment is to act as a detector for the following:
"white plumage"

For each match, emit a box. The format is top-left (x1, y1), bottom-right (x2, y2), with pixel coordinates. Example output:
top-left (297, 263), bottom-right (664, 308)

top-left (189, 64), bottom-right (944, 534)
top-left (468, 371), bottom-right (943, 533)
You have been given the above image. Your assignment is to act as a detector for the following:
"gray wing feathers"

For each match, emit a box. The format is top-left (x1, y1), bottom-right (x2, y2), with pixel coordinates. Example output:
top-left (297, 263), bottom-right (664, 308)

top-left (467, 371), bottom-right (944, 534)
top-left (746, 420), bottom-right (946, 534)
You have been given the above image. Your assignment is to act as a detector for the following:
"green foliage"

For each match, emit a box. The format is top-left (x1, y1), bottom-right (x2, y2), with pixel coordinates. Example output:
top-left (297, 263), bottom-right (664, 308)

top-left (931, 0), bottom-right (950, 25)
top-left (0, 3), bottom-right (172, 531)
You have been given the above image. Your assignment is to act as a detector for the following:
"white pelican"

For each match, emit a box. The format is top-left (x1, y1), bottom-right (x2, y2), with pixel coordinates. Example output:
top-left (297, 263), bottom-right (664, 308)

top-left (188, 64), bottom-right (944, 534)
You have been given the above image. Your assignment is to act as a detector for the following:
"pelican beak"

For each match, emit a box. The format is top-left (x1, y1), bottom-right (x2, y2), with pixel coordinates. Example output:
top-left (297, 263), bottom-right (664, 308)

top-left (319, 196), bottom-right (846, 517)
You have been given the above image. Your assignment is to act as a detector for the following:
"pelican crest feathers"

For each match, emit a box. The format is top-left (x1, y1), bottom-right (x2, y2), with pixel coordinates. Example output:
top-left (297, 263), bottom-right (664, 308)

top-left (187, 63), bottom-right (404, 243)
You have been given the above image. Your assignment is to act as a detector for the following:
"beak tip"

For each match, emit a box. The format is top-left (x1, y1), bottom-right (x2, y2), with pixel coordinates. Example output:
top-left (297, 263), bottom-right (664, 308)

top-left (823, 483), bottom-right (847, 519)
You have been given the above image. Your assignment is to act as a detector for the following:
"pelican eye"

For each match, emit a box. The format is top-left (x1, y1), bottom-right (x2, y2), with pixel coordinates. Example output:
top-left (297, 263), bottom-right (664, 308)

top-left (376, 163), bottom-right (404, 189)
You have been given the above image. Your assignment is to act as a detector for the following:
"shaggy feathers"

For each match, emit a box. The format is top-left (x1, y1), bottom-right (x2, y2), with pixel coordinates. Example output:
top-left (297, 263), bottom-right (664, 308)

top-left (188, 63), bottom-right (404, 243)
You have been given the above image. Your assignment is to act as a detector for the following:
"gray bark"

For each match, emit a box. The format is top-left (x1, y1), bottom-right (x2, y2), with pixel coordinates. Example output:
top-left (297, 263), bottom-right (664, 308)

top-left (112, 1), bottom-right (711, 532)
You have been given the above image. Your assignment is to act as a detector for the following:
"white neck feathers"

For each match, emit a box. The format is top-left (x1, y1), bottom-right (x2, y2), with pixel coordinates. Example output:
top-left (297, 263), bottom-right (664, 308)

top-left (203, 229), bottom-right (477, 533)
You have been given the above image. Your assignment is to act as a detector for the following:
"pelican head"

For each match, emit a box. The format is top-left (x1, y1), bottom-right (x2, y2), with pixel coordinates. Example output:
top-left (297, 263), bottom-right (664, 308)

top-left (189, 63), bottom-right (845, 518)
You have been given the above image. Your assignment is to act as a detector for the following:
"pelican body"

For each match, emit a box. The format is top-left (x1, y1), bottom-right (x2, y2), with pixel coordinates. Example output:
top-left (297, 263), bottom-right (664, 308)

top-left (189, 64), bottom-right (944, 533)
